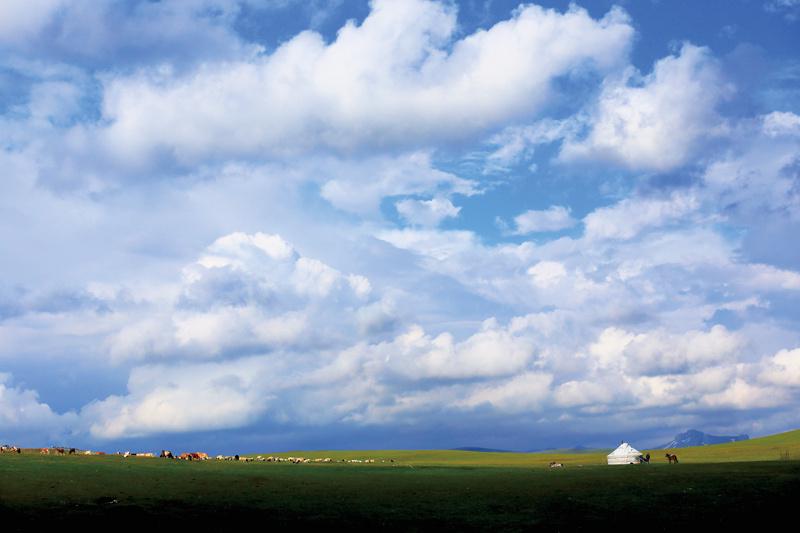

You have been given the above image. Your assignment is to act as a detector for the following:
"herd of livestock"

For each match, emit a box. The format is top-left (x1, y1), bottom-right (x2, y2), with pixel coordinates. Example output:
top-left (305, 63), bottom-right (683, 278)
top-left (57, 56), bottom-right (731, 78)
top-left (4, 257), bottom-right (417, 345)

top-left (2, 444), bottom-right (387, 464)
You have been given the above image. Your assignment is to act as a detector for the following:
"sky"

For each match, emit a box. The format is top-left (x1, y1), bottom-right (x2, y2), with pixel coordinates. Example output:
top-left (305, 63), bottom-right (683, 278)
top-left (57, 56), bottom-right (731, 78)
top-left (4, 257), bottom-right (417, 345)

top-left (1, 0), bottom-right (799, 454)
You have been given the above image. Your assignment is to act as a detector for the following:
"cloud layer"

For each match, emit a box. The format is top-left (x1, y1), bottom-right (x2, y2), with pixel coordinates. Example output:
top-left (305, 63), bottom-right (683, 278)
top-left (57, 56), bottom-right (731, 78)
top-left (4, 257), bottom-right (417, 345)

top-left (1, 0), bottom-right (799, 450)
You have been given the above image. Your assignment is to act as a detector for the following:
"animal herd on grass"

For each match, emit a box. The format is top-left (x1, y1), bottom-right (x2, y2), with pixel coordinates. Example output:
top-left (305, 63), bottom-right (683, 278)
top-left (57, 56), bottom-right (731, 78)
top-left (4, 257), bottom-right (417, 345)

top-left (4, 444), bottom-right (681, 466)
top-left (157, 450), bottom-right (383, 463)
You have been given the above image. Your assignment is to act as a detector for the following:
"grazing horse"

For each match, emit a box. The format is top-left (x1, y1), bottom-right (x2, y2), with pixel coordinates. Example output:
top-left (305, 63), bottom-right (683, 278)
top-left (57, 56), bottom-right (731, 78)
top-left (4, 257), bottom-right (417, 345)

top-left (665, 453), bottom-right (679, 464)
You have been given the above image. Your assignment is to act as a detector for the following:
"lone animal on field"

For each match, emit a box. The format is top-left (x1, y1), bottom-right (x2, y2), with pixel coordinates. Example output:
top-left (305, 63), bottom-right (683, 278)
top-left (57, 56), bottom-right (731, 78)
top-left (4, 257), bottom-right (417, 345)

top-left (665, 453), bottom-right (679, 464)
top-left (549, 462), bottom-right (564, 468)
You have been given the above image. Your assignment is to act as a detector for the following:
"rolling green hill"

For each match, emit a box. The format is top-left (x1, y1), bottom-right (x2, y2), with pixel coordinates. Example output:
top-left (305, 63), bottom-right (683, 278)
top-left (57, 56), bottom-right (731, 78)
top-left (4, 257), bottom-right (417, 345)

top-left (2, 429), bottom-right (798, 529)
top-left (264, 428), bottom-right (800, 466)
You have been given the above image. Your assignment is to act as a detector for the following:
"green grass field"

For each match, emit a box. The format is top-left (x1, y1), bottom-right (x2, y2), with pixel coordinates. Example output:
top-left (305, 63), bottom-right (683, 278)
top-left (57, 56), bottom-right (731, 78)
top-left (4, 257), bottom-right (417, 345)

top-left (2, 430), bottom-right (799, 530)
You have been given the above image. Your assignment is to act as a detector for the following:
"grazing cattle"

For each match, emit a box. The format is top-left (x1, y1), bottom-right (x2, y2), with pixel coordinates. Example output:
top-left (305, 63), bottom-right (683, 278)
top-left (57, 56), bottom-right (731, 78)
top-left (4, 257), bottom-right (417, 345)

top-left (665, 453), bottom-right (679, 464)
top-left (549, 462), bottom-right (564, 468)
top-left (69, 448), bottom-right (76, 455)
top-left (40, 448), bottom-right (50, 455)
top-left (160, 450), bottom-right (174, 459)
top-left (179, 452), bottom-right (209, 461)
top-left (55, 447), bottom-right (66, 455)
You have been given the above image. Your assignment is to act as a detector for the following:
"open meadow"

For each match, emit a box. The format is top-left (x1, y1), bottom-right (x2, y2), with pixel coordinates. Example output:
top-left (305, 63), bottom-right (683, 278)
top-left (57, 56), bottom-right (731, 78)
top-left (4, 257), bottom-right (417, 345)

top-left (2, 430), bottom-right (799, 530)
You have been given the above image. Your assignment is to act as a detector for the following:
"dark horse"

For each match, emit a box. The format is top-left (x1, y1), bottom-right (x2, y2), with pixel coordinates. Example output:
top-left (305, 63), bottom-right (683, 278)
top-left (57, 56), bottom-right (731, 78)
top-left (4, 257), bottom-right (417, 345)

top-left (665, 453), bottom-right (679, 464)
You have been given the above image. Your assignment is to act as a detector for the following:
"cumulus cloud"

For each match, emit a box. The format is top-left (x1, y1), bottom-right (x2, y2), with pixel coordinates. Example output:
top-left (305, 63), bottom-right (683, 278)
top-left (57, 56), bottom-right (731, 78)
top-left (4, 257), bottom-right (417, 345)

top-left (583, 191), bottom-right (700, 241)
top-left (396, 197), bottom-right (461, 227)
top-left (588, 325), bottom-right (745, 377)
top-left (108, 231), bottom-right (382, 361)
top-left (82, 357), bottom-right (273, 439)
top-left (759, 348), bottom-right (800, 386)
top-left (484, 119), bottom-right (577, 172)
top-left (99, 0), bottom-right (633, 163)
top-left (0, 373), bottom-right (76, 436)
top-left (527, 261), bottom-right (567, 289)
top-left (702, 112), bottom-right (800, 219)
top-left (700, 379), bottom-right (788, 410)
top-left (3, 0), bottom-right (800, 448)
top-left (561, 43), bottom-right (731, 171)
top-left (514, 206), bottom-right (577, 234)
top-left (762, 111), bottom-right (800, 137)
top-left (318, 152), bottom-right (477, 216)
top-left (457, 372), bottom-right (552, 412)
top-left (378, 319), bottom-right (537, 380)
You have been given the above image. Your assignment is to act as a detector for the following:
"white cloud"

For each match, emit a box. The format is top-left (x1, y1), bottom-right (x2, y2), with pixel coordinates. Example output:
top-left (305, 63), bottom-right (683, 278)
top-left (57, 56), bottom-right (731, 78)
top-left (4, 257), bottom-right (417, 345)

top-left (700, 379), bottom-right (788, 409)
top-left (701, 114), bottom-right (800, 219)
top-left (457, 372), bottom-right (553, 412)
top-left (484, 119), bottom-right (577, 172)
top-left (554, 379), bottom-right (620, 408)
top-left (561, 43), bottom-right (731, 171)
top-left (82, 357), bottom-right (273, 439)
top-left (366, 318), bottom-right (538, 380)
top-left (583, 191), bottom-right (700, 241)
top-left (514, 206), bottom-right (577, 234)
top-left (527, 261), bottom-right (567, 289)
top-left (108, 231), bottom-right (384, 361)
top-left (377, 228), bottom-right (480, 262)
top-left (99, 0), bottom-right (633, 162)
top-left (0, 0), bottom-right (64, 44)
top-left (396, 197), bottom-right (461, 227)
top-left (0, 373), bottom-right (76, 433)
top-left (759, 348), bottom-right (800, 386)
top-left (318, 152), bottom-right (477, 215)
top-left (762, 111), bottom-right (800, 137)
top-left (588, 325), bottom-right (744, 376)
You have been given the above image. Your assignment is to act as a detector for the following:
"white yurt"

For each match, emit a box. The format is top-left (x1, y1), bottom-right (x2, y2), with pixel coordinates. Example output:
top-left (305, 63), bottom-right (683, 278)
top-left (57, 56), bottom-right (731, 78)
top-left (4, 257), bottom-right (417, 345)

top-left (607, 442), bottom-right (642, 465)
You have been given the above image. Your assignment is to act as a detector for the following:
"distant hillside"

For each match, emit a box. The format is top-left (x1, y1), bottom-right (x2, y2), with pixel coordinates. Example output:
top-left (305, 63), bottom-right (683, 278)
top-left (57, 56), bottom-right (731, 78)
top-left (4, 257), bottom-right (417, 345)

top-left (661, 429), bottom-right (749, 449)
top-left (257, 428), bottom-right (798, 466)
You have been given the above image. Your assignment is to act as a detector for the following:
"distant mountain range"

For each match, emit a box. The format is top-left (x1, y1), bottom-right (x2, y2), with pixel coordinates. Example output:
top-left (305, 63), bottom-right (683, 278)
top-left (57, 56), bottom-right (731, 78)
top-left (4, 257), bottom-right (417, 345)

top-left (454, 430), bottom-right (750, 453)
top-left (660, 429), bottom-right (749, 449)
top-left (452, 445), bottom-right (595, 453)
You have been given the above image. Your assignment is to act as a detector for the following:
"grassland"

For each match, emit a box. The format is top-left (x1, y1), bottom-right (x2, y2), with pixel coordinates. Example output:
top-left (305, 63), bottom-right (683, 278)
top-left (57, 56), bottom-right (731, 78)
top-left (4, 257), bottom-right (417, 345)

top-left (262, 428), bottom-right (800, 466)
top-left (1, 430), bottom-right (799, 530)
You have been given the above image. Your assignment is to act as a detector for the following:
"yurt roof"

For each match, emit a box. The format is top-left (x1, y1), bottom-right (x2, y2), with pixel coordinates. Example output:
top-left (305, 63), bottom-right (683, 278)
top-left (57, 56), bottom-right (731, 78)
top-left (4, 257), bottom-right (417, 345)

top-left (607, 442), bottom-right (641, 457)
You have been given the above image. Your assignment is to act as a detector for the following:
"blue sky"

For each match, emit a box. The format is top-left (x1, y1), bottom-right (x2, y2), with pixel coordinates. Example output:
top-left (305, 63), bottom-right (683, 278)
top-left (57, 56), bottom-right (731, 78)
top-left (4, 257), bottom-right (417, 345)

top-left (1, 0), bottom-right (799, 453)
